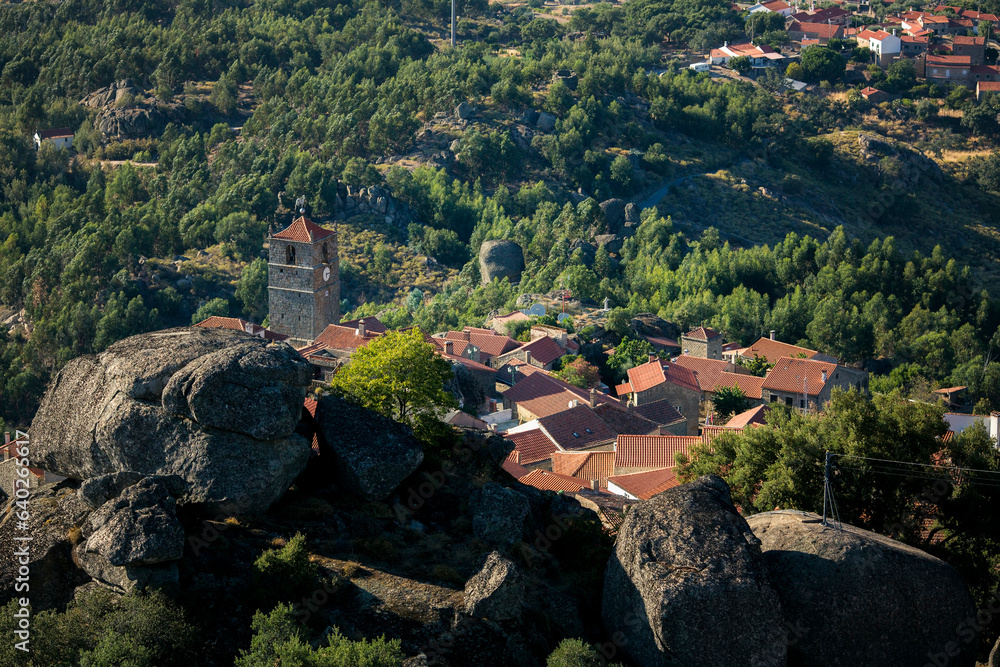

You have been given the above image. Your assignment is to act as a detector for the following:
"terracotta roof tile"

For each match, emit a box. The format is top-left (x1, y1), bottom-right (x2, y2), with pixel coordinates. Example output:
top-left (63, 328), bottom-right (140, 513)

top-left (448, 330), bottom-right (519, 359)
top-left (739, 336), bottom-right (821, 364)
top-left (762, 357), bottom-right (839, 396)
top-left (633, 399), bottom-right (686, 426)
top-left (683, 326), bottom-right (721, 341)
top-left (715, 371), bottom-right (765, 400)
top-left (726, 404), bottom-right (770, 428)
top-left (502, 372), bottom-right (620, 420)
top-left (502, 459), bottom-right (530, 479)
top-left (552, 450), bottom-right (615, 486)
top-left (927, 54), bottom-right (972, 65)
top-left (614, 435), bottom-right (702, 472)
top-left (592, 403), bottom-right (661, 435)
top-left (538, 404), bottom-right (617, 450)
top-left (36, 128), bottom-right (74, 139)
top-left (505, 428), bottom-right (559, 464)
top-left (607, 468), bottom-right (679, 500)
top-left (313, 324), bottom-right (382, 351)
top-left (518, 469), bottom-right (590, 493)
top-left (792, 22), bottom-right (844, 38)
top-left (953, 35), bottom-right (986, 45)
top-left (193, 316), bottom-right (288, 341)
top-left (273, 216), bottom-right (335, 243)
top-left (341, 316), bottom-right (387, 334)
top-left (512, 335), bottom-right (566, 366)
top-left (626, 359), bottom-right (700, 394)
top-left (672, 356), bottom-right (743, 393)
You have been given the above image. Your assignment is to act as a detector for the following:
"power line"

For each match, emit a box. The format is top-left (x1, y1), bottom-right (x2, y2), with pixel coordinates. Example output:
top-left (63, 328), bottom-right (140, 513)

top-left (836, 453), bottom-right (1000, 476)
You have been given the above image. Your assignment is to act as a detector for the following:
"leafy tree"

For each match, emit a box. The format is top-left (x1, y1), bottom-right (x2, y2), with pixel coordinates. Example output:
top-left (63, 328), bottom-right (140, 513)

top-left (730, 55), bottom-right (752, 76)
top-left (713, 384), bottom-right (750, 421)
top-left (785, 62), bottom-right (806, 80)
top-left (253, 533), bottom-right (320, 604)
top-left (800, 46), bottom-right (846, 82)
top-left (236, 604), bottom-right (404, 667)
top-left (236, 258), bottom-right (269, 321)
top-left (736, 353), bottom-right (772, 377)
top-left (215, 212), bottom-right (266, 261)
top-left (547, 638), bottom-right (623, 667)
top-left (210, 77), bottom-right (238, 115)
top-left (608, 336), bottom-right (655, 381)
top-left (373, 242), bottom-right (393, 284)
top-left (329, 328), bottom-right (457, 430)
top-left (609, 155), bottom-right (634, 192)
top-left (553, 356), bottom-right (601, 389)
top-left (192, 297), bottom-right (230, 324)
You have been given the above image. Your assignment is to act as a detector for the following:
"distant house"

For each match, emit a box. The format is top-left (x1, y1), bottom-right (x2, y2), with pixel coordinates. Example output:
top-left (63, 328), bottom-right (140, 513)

top-left (761, 357), bottom-right (868, 410)
top-left (501, 370), bottom-right (620, 422)
top-left (944, 412), bottom-right (1000, 447)
top-left (952, 35), bottom-right (986, 65)
top-left (680, 326), bottom-right (724, 359)
top-left (615, 358), bottom-right (701, 435)
top-left (857, 29), bottom-right (902, 64)
top-left (748, 0), bottom-right (794, 16)
top-left (861, 86), bottom-right (890, 103)
top-left (613, 434), bottom-right (702, 475)
top-left (193, 315), bottom-right (288, 341)
top-left (606, 468), bottom-right (679, 501)
top-left (788, 21), bottom-right (845, 43)
top-left (919, 54), bottom-right (972, 84)
top-left (552, 450), bottom-right (615, 489)
top-left (901, 35), bottom-right (930, 57)
top-left (489, 310), bottom-right (529, 336)
top-left (671, 355), bottom-right (758, 402)
top-left (978, 81), bottom-right (1000, 99)
top-left (492, 334), bottom-right (567, 371)
top-left (724, 333), bottom-right (833, 365)
top-left (297, 316), bottom-right (385, 380)
top-left (970, 65), bottom-right (1000, 84)
top-left (790, 7), bottom-right (852, 25)
top-left (633, 399), bottom-right (689, 435)
top-left (443, 327), bottom-right (519, 366)
top-left (33, 128), bottom-right (74, 151)
top-left (933, 386), bottom-right (967, 409)
top-left (710, 43), bottom-right (787, 69)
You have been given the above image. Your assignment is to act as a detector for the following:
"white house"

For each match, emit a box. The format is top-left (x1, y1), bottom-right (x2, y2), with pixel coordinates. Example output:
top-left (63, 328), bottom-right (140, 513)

top-left (747, 0), bottom-right (794, 17)
top-left (944, 412), bottom-right (1000, 447)
top-left (858, 29), bottom-right (902, 65)
top-left (34, 128), bottom-right (74, 151)
top-left (710, 42), bottom-right (786, 68)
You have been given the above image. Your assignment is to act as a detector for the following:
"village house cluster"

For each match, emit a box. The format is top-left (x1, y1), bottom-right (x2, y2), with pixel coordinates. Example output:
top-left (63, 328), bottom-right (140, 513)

top-left (704, 1), bottom-right (1000, 99)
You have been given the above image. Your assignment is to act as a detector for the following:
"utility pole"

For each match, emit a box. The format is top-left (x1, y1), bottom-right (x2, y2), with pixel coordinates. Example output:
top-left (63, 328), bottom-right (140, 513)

top-left (452, 0), bottom-right (456, 47)
top-left (822, 451), bottom-right (833, 525)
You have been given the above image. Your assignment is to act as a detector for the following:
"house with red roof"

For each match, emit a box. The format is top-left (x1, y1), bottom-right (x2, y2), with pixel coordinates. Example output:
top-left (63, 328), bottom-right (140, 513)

top-left (606, 468), bottom-right (679, 500)
top-left (861, 86), bottom-right (889, 103)
top-left (443, 328), bottom-right (519, 366)
top-left (918, 53), bottom-right (972, 84)
top-left (615, 358), bottom-right (701, 435)
top-left (501, 370), bottom-right (621, 422)
top-left (788, 21), bottom-right (845, 43)
top-left (680, 326), bottom-right (723, 359)
top-left (552, 450), bottom-right (615, 489)
top-left (613, 435), bottom-right (702, 475)
top-left (493, 335), bottom-right (567, 371)
top-left (790, 7), bottom-right (852, 24)
top-left (724, 333), bottom-right (834, 366)
top-left (489, 310), bottom-right (530, 335)
top-left (633, 399), bottom-right (689, 435)
top-left (761, 357), bottom-right (868, 410)
top-left (193, 316), bottom-right (288, 341)
top-left (748, 0), bottom-right (793, 16)
top-left (709, 42), bottom-right (787, 69)
top-left (978, 81), bottom-right (1000, 99)
top-left (952, 35), bottom-right (986, 65)
top-left (901, 34), bottom-right (930, 57)
top-left (856, 28), bottom-right (902, 64)
top-left (34, 128), bottom-right (74, 151)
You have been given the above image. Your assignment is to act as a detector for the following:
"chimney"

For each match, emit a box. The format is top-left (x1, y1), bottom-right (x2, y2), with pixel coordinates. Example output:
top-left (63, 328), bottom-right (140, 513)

top-left (444, 340), bottom-right (454, 355)
top-left (590, 479), bottom-right (599, 491)
top-left (569, 399), bottom-right (579, 409)
top-left (648, 354), bottom-right (657, 362)
top-left (589, 388), bottom-right (597, 408)
top-left (724, 40), bottom-right (728, 47)
top-left (770, 330), bottom-right (776, 340)
top-left (821, 369), bottom-right (828, 383)
top-left (525, 351), bottom-right (533, 366)
top-left (461, 330), bottom-right (470, 341)
top-left (626, 402), bottom-right (634, 415)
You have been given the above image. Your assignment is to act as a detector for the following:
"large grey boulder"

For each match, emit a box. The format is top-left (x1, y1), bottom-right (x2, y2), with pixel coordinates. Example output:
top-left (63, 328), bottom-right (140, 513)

top-left (478, 240), bottom-right (525, 285)
top-left (746, 510), bottom-right (978, 667)
top-left (599, 198), bottom-right (626, 234)
top-left (464, 552), bottom-right (524, 621)
top-left (82, 477), bottom-right (185, 567)
top-left (315, 395), bottom-right (424, 501)
top-left (535, 112), bottom-right (556, 132)
top-left (30, 327), bottom-right (313, 516)
top-left (470, 483), bottom-right (529, 547)
top-left (603, 475), bottom-right (785, 667)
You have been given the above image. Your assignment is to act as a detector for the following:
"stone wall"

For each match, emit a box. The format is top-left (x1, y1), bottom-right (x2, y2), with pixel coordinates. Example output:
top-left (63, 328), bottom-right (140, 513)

top-left (634, 383), bottom-right (700, 436)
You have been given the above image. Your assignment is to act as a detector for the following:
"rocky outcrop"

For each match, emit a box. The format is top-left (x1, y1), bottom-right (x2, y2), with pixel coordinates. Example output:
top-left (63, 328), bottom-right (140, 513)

top-left (747, 510), bottom-right (978, 667)
top-left (569, 239), bottom-right (597, 268)
top-left (599, 198), bottom-right (626, 234)
top-left (80, 79), bottom-right (167, 140)
top-left (470, 483), bottom-right (529, 547)
top-left (552, 69), bottom-right (577, 90)
top-left (315, 395), bottom-right (424, 501)
top-left (603, 475), bottom-right (785, 667)
top-left (30, 327), bottom-right (313, 516)
top-left (330, 183), bottom-right (416, 228)
top-left (478, 240), bottom-right (525, 285)
top-left (535, 112), bottom-right (556, 133)
top-left (464, 552), bottom-right (524, 621)
top-left (623, 202), bottom-right (641, 227)
top-left (629, 313), bottom-right (681, 341)
top-left (456, 102), bottom-right (475, 120)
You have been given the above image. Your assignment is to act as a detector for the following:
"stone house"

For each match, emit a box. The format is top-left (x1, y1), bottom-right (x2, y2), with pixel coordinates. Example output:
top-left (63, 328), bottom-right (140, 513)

top-left (616, 359), bottom-right (701, 435)
top-left (761, 357), bottom-right (868, 411)
top-left (680, 326), bottom-right (723, 360)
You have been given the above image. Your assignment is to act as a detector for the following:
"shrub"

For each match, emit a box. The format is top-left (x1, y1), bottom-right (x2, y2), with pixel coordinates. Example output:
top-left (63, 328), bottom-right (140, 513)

top-left (547, 638), bottom-right (623, 666)
top-left (253, 533), bottom-right (320, 604)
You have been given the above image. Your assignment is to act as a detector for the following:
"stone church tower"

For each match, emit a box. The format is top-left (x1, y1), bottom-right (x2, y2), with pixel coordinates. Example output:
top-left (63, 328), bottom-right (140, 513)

top-left (267, 215), bottom-right (340, 345)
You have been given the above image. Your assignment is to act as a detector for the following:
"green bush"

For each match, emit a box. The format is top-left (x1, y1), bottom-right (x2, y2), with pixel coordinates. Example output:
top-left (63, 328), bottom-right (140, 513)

top-left (236, 603), bottom-right (403, 667)
top-left (547, 638), bottom-right (623, 667)
top-left (253, 533), bottom-right (320, 604)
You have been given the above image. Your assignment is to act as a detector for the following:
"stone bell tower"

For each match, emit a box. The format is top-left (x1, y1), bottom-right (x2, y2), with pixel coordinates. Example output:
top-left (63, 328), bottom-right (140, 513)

top-left (267, 215), bottom-right (340, 345)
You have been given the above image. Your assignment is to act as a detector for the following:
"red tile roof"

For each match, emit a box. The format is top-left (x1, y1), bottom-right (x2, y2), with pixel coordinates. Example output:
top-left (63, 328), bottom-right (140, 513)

top-left (971, 65), bottom-right (1000, 75)
top-left (313, 323), bottom-right (382, 351)
top-left (683, 326), bottom-right (720, 341)
top-left (761, 0), bottom-right (789, 9)
top-left (502, 459), bottom-right (530, 479)
top-left (672, 356), bottom-right (742, 393)
top-left (513, 335), bottom-right (566, 366)
top-left (790, 22), bottom-right (844, 38)
top-left (592, 403), bottom-right (662, 435)
top-left (633, 399), bottom-right (686, 427)
top-left (625, 358), bottom-right (701, 394)
top-left (519, 469), bottom-right (591, 493)
top-left (934, 386), bottom-right (968, 394)
top-left (447, 330), bottom-right (519, 359)
top-left (341, 316), bottom-right (387, 334)
top-left (861, 87), bottom-right (885, 97)
top-left (439, 351), bottom-right (495, 373)
top-left (614, 435), bottom-right (702, 471)
top-left (193, 316), bottom-right (288, 341)
top-left (738, 337), bottom-right (820, 364)
top-left (538, 404), bottom-right (617, 450)
top-left (726, 404), bottom-right (771, 428)
top-left (505, 428), bottom-right (559, 464)
top-left (978, 81), bottom-right (1000, 90)
top-left (715, 371), bottom-right (765, 400)
top-left (273, 216), bottom-right (335, 243)
top-left (762, 357), bottom-right (837, 396)
top-left (953, 35), bottom-right (986, 45)
top-left (503, 372), bottom-right (620, 420)
top-left (607, 468), bottom-right (679, 500)
top-left (552, 451), bottom-right (615, 486)
top-left (927, 54), bottom-right (972, 65)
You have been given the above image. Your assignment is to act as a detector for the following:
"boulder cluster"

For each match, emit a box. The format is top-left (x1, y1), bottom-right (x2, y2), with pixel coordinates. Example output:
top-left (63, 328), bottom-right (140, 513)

top-left (80, 79), bottom-right (166, 141)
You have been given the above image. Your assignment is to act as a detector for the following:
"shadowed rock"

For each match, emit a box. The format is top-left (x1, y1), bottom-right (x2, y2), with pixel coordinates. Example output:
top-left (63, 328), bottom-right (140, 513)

top-left (747, 510), bottom-right (978, 667)
top-left (464, 551), bottom-right (524, 621)
top-left (479, 240), bottom-right (525, 285)
top-left (603, 475), bottom-right (785, 667)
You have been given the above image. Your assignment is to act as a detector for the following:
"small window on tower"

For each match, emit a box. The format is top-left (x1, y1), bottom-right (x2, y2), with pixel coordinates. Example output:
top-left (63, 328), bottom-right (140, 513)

top-left (322, 242), bottom-right (330, 263)
top-left (286, 245), bottom-right (296, 265)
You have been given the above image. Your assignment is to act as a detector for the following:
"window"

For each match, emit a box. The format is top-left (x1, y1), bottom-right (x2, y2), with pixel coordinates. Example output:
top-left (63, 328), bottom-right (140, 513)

top-left (572, 432), bottom-right (580, 438)
top-left (286, 245), bottom-right (296, 264)
top-left (322, 242), bottom-right (330, 262)
top-left (585, 428), bottom-right (593, 434)
top-left (770, 395), bottom-right (778, 403)
top-left (800, 399), bottom-right (806, 408)
top-left (785, 396), bottom-right (793, 406)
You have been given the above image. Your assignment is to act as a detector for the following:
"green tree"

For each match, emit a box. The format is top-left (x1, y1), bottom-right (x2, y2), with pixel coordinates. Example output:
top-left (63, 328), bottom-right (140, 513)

top-left (236, 257), bottom-right (269, 321)
top-left (553, 357), bottom-right (601, 389)
top-left (253, 533), bottom-right (319, 604)
top-left (608, 336), bottom-right (655, 381)
top-left (609, 155), bottom-right (634, 193)
top-left (215, 212), bottom-right (266, 261)
top-left (372, 242), bottom-right (393, 284)
top-left (210, 77), bottom-right (238, 115)
top-left (737, 353), bottom-right (772, 377)
top-left (547, 638), bottom-right (622, 667)
top-left (730, 55), bottom-right (752, 76)
top-left (713, 385), bottom-right (750, 421)
top-left (329, 328), bottom-right (457, 430)
top-left (800, 46), bottom-right (846, 82)
top-left (192, 297), bottom-right (230, 324)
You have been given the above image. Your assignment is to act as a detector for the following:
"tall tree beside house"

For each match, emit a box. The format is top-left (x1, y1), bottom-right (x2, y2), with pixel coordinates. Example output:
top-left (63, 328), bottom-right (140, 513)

top-left (607, 336), bottom-right (656, 382)
top-left (329, 328), bottom-right (457, 433)
top-left (553, 356), bottom-right (601, 389)
top-left (712, 385), bottom-right (750, 421)
top-left (729, 55), bottom-right (752, 76)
